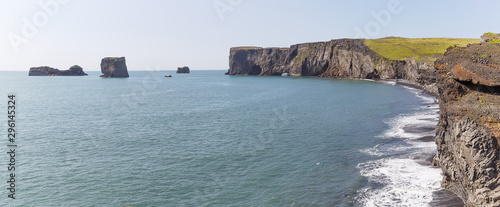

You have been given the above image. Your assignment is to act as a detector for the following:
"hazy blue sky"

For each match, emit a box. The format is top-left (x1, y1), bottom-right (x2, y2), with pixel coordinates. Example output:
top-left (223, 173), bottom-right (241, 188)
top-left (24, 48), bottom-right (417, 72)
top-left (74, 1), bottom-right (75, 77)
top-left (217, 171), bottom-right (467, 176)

top-left (0, 0), bottom-right (498, 71)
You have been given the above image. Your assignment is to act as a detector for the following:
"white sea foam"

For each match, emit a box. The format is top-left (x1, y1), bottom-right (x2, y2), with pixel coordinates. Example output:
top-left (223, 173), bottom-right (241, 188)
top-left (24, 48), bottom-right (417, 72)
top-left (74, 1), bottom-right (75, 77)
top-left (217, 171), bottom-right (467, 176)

top-left (380, 111), bottom-right (438, 140)
top-left (358, 158), bottom-right (442, 207)
top-left (401, 85), bottom-right (438, 105)
top-left (358, 86), bottom-right (443, 206)
top-left (378, 79), bottom-right (397, 86)
top-left (359, 144), bottom-right (387, 157)
top-left (360, 143), bottom-right (413, 157)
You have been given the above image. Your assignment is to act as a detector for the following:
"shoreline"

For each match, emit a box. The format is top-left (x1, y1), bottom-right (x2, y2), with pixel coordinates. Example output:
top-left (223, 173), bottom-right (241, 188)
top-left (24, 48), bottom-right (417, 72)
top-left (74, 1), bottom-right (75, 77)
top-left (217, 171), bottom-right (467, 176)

top-left (396, 81), bottom-right (465, 207)
top-left (357, 76), bottom-right (457, 206)
top-left (372, 78), bottom-right (438, 98)
top-left (367, 77), bottom-right (464, 206)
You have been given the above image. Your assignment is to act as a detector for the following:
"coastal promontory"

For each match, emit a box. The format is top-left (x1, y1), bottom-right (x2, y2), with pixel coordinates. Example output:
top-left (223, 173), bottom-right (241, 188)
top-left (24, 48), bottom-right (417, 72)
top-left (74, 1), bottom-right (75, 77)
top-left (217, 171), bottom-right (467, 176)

top-left (100, 57), bottom-right (129, 77)
top-left (434, 40), bottom-right (500, 207)
top-left (226, 37), bottom-right (479, 96)
top-left (29, 65), bottom-right (88, 76)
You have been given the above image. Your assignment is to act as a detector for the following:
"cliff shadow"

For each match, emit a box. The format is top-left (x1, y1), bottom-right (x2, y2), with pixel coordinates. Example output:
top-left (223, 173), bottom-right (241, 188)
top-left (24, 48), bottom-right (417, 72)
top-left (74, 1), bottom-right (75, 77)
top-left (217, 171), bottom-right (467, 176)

top-left (458, 80), bottom-right (500, 95)
top-left (249, 65), bottom-right (262, 75)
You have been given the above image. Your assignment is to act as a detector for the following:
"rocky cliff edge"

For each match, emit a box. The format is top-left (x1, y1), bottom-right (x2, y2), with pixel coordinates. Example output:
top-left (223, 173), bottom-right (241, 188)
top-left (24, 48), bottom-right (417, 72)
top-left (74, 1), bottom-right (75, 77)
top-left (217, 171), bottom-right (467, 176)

top-left (227, 38), bottom-right (445, 96)
top-left (434, 41), bottom-right (500, 207)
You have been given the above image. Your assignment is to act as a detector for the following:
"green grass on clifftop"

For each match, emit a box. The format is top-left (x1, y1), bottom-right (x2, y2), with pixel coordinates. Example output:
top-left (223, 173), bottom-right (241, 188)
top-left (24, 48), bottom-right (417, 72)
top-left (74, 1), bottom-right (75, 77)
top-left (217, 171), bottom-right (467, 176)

top-left (364, 37), bottom-right (480, 63)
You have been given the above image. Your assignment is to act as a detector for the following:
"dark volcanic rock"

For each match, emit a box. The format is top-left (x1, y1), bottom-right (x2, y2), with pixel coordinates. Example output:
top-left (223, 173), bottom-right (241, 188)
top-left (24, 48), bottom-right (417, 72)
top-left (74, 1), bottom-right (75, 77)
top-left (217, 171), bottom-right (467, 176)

top-left (100, 57), bottom-right (129, 77)
top-left (29, 65), bottom-right (88, 76)
top-left (436, 43), bottom-right (500, 87)
top-left (61, 65), bottom-right (87, 76)
top-left (227, 39), bottom-right (438, 94)
top-left (434, 42), bottom-right (500, 207)
top-left (177, 66), bottom-right (190, 73)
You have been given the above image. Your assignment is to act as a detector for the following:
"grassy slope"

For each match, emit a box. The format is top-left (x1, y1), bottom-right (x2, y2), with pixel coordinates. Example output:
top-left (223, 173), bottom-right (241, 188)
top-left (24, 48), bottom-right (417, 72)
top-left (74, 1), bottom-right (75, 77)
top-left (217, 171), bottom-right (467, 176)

top-left (364, 37), bottom-right (480, 64)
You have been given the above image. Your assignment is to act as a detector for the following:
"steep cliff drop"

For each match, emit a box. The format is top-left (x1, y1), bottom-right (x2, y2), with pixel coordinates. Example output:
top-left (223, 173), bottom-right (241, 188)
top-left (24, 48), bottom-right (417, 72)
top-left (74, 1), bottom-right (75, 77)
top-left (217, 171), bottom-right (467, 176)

top-left (434, 41), bottom-right (500, 207)
top-left (226, 38), bottom-right (442, 96)
top-left (100, 57), bottom-right (129, 77)
top-left (29, 65), bottom-right (88, 76)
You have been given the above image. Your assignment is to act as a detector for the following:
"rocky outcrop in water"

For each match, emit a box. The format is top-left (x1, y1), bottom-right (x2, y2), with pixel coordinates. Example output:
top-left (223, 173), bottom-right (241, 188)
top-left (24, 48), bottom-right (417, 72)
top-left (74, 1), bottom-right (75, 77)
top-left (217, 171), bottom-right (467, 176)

top-left (434, 42), bottom-right (500, 207)
top-left (29, 65), bottom-right (88, 76)
top-left (100, 57), bottom-right (129, 77)
top-left (177, 66), bottom-right (190, 73)
top-left (227, 39), bottom-right (437, 95)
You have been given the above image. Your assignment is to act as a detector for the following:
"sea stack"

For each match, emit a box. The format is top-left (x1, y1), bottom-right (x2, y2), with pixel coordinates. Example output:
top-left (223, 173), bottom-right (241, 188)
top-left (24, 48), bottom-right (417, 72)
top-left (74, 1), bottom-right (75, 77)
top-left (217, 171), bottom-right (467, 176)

top-left (100, 57), bottom-right (129, 77)
top-left (176, 66), bottom-right (190, 73)
top-left (29, 65), bottom-right (88, 76)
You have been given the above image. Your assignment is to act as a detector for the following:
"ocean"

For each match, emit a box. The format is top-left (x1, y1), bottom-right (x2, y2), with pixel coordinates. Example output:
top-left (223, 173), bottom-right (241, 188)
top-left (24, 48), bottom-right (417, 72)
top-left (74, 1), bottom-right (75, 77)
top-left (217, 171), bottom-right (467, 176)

top-left (0, 70), bottom-right (450, 206)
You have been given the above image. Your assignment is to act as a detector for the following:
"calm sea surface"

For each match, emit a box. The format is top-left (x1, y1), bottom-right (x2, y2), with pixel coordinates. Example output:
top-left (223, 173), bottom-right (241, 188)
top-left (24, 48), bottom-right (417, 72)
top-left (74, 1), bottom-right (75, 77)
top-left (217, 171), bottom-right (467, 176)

top-left (0, 70), bottom-right (441, 206)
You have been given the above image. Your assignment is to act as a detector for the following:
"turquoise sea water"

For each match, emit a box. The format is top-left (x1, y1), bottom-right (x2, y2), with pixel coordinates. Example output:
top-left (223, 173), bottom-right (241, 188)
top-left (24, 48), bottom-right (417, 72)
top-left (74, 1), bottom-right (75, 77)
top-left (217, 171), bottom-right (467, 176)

top-left (0, 70), bottom-right (441, 206)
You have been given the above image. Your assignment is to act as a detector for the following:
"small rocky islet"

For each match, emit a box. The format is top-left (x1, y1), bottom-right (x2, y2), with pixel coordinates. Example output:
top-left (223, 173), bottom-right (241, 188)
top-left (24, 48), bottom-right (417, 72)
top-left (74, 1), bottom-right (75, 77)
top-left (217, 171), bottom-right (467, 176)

top-left (28, 57), bottom-right (130, 77)
top-left (29, 58), bottom-right (190, 78)
top-left (100, 57), bottom-right (129, 77)
top-left (29, 65), bottom-right (88, 76)
top-left (176, 66), bottom-right (190, 73)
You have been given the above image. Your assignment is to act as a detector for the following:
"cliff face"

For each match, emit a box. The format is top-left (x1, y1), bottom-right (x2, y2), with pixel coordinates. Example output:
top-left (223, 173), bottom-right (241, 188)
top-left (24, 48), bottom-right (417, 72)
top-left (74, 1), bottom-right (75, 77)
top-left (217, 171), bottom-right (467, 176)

top-left (100, 57), bottom-right (129, 77)
top-left (227, 39), bottom-right (437, 94)
top-left (29, 65), bottom-right (88, 76)
top-left (434, 42), bottom-right (500, 206)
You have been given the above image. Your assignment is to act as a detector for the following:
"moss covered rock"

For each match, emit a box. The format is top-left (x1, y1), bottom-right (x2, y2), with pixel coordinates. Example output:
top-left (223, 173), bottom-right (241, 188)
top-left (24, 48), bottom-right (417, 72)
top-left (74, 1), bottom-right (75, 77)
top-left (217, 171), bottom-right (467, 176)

top-left (481, 33), bottom-right (500, 43)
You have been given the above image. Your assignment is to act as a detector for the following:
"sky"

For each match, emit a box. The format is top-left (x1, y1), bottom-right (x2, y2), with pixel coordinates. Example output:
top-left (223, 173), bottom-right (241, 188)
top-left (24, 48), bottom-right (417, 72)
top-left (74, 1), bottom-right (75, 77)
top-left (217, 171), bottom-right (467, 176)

top-left (0, 0), bottom-right (499, 71)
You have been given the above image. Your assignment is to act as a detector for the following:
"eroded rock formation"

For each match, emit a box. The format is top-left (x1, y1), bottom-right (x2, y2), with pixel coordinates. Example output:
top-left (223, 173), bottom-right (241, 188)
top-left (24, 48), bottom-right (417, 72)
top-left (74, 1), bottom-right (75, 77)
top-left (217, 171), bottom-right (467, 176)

top-left (177, 66), bottom-right (190, 73)
top-left (29, 65), bottom-right (88, 76)
top-left (100, 57), bottom-right (129, 77)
